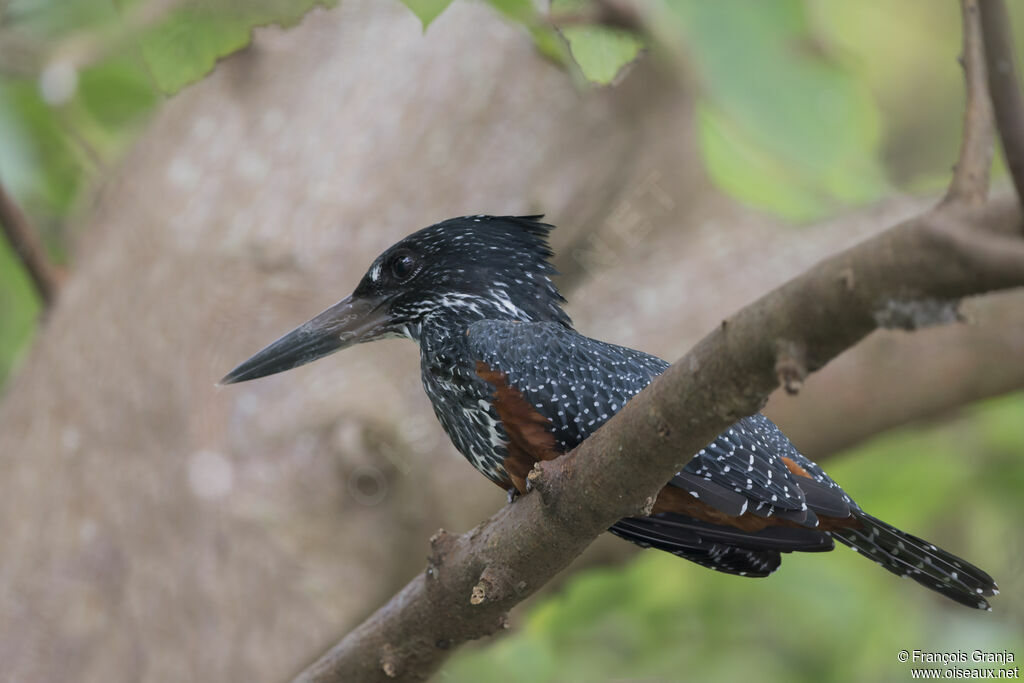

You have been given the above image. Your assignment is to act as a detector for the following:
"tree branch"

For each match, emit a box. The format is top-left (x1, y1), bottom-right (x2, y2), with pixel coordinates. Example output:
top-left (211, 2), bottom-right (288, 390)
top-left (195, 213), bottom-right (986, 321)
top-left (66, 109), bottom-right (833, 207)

top-left (0, 179), bottom-right (61, 307)
top-left (545, 0), bottom-right (643, 32)
top-left (946, 0), bottom-right (994, 205)
top-left (294, 195), bottom-right (1024, 682)
top-left (764, 285), bottom-right (1024, 457)
top-left (979, 0), bottom-right (1024, 205)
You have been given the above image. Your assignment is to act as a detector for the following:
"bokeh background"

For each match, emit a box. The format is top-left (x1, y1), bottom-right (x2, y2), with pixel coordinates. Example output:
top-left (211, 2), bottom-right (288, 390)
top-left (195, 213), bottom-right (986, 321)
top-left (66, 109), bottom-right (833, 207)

top-left (0, 1), bottom-right (1022, 681)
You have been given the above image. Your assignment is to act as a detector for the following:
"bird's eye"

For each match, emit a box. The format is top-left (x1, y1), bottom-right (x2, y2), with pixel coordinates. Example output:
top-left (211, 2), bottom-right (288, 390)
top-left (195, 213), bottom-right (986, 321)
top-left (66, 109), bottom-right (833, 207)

top-left (389, 252), bottom-right (419, 281)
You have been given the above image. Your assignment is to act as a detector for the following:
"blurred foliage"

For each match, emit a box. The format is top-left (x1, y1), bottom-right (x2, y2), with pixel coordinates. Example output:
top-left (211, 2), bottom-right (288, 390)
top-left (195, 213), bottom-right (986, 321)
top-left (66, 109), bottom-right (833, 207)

top-left (672, 0), bottom-right (888, 221)
top-left (404, 0), bottom-right (570, 64)
top-left (0, 0), bottom-right (338, 385)
top-left (1, 0), bottom-right (1023, 386)
top-left (137, 0), bottom-right (342, 93)
top-left (808, 0), bottom-right (993, 194)
top-left (551, 0), bottom-right (643, 85)
top-left (440, 393), bottom-right (1024, 682)
top-left (1, 2), bottom-right (1022, 382)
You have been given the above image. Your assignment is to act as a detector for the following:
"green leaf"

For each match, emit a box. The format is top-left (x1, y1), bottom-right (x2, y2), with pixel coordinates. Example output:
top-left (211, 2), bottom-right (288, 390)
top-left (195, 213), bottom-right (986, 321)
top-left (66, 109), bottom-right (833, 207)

top-left (552, 0), bottom-right (644, 85)
top-left (0, 81), bottom-right (82, 215)
top-left (666, 0), bottom-right (887, 220)
top-left (559, 24), bottom-right (643, 85)
top-left (699, 102), bottom-right (828, 222)
top-left (77, 56), bottom-right (160, 131)
top-left (483, 0), bottom-right (570, 67)
top-left (137, 0), bottom-right (340, 94)
top-left (400, 0), bottom-right (455, 30)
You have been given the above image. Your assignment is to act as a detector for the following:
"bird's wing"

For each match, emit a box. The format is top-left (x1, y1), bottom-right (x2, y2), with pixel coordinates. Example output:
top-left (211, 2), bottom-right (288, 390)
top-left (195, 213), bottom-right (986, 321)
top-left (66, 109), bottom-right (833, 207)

top-left (466, 320), bottom-right (843, 520)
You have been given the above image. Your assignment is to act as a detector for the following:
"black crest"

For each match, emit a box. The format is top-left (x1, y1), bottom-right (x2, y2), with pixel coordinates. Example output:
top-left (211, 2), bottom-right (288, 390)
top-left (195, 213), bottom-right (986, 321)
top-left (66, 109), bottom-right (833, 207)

top-left (353, 215), bottom-right (572, 334)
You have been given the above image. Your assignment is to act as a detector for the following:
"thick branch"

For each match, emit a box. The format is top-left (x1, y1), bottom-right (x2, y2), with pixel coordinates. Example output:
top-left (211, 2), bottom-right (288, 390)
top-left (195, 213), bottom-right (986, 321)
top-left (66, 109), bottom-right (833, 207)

top-left (946, 0), bottom-right (994, 205)
top-left (295, 197), bottom-right (1024, 683)
top-left (764, 287), bottom-right (1024, 457)
top-left (979, 0), bottom-right (1024, 205)
top-left (0, 180), bottom-right (61, 307)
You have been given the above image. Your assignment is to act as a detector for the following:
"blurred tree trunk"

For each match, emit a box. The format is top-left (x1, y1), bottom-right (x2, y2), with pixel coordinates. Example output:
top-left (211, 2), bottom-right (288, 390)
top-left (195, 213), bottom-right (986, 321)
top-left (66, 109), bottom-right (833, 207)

top-left (0, 3), bottom-right (702, 681)
top-left (0, 2), bottom-right (1020, 681)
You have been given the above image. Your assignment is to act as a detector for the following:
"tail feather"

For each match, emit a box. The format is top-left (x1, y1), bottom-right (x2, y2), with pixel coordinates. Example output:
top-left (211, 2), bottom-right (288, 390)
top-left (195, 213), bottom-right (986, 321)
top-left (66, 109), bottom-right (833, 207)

top-left (610, 512), bottom-right (835, 578)
top-left (671, 545), bottom-right (782, 577)
top-left (833, 511), bottom-right (998, 610)
top-left (610, 518), bottom-right (783, 577)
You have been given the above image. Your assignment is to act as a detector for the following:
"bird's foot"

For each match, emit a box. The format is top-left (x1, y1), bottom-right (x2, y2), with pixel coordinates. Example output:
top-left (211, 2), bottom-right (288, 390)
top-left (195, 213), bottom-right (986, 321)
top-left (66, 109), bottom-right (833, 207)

top-left (506, 488), bottom-right (521, 504)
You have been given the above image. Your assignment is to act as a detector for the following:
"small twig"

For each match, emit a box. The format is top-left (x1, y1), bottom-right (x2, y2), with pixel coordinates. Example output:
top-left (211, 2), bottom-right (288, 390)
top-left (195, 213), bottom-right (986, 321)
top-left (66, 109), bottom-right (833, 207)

top-left (0, 180), bottom-right (61, 307)
top-left (546, 0), bottom-right (643, 32)
top-left (774, 339), bottom-right (807, 396)
top-left (979, 0), bottom-right (1024, 206)
top-left (946, 0), bottom-right (994, 205)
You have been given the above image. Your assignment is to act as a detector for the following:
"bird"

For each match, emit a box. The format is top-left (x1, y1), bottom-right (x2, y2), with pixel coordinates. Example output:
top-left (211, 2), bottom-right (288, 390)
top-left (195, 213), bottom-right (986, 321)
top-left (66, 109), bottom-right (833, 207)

top-left (221, 214), bottom-right (998, 610)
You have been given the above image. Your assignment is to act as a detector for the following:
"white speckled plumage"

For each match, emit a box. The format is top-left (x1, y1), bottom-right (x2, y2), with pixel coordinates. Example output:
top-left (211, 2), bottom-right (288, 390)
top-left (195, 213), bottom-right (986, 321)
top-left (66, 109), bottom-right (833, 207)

top-left (389, 216), bottom-right (995, 607)
top-left (232, 214), bottom-right (997, 608)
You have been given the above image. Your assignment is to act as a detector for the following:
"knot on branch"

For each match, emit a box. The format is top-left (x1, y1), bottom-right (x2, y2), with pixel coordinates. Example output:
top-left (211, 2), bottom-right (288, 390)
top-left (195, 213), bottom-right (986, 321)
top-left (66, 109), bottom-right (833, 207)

top-left (837, 266), bottom-right (856, 292)
top-left (711, 389), bottom-right (767, 423)
top-left (426, 528), bottom-right (456, 581)
top-left (469, 582), bottom-right (487, 605)
top-left (644, 402), bottom-right (672, 439)
top-left (873, 298), bottom-right (963, 331)
top-left (526, 460), bottom-right (559, 504)
top-left (379, 643), bottom-right (401, 679)
top-left (470, 566), bottom-right (512, 606)
top-left (636, 495), bottom-right (657, 517)
top-left (774, 340), bottom-right (808, 395)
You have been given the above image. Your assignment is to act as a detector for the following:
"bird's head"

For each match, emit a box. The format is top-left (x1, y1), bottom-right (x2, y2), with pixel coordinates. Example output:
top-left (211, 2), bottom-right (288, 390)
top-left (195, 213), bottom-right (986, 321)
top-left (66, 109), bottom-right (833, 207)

top-left (220, 215), bottom-right (570, 384)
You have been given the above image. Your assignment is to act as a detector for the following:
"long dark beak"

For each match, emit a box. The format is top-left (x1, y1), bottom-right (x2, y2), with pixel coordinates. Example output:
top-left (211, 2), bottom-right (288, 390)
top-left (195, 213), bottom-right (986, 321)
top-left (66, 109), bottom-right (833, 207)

top-left (219, 294), bottom-right (391, 385)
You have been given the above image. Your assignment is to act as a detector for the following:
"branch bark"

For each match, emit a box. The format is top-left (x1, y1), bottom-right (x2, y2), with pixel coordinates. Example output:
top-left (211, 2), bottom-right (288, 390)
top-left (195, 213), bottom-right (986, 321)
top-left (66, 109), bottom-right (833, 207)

top-left (763, 286), bottom-right (1024, 457)
top-left (946, 0), bottom-right (994, 205)
top-left (979, 0), bottom-right (1024, 204)
top-left (296, 3), bottom-right (1024, 681)
top-left (0, 179), bottom-right (61, 307)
